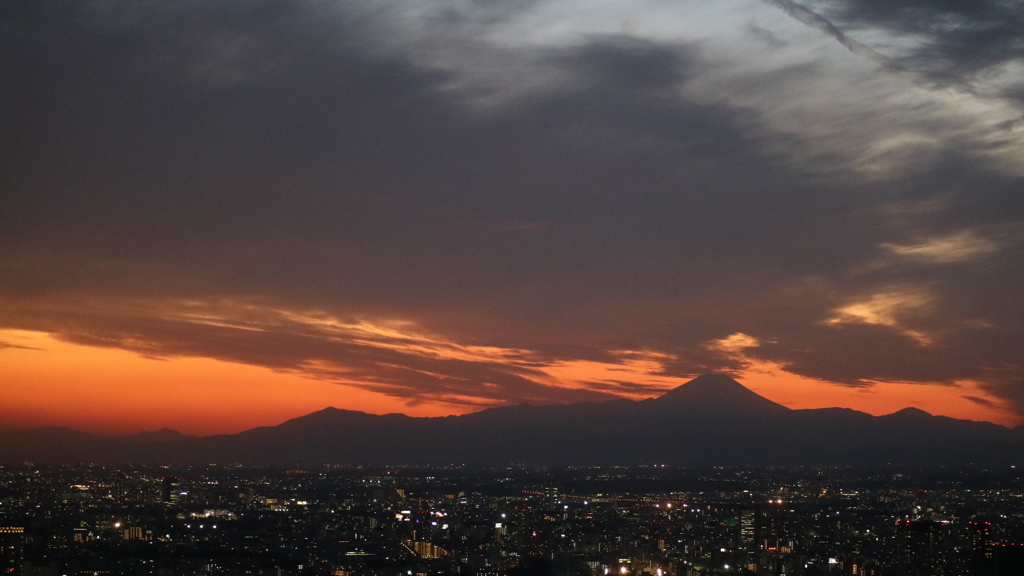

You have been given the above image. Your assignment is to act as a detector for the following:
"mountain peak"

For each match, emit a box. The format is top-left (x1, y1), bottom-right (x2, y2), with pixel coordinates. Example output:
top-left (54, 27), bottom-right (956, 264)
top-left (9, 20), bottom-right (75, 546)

top-left (655, 373), bottom-right (789, 413)
top-left (885, 407), bottom-right (934, 419)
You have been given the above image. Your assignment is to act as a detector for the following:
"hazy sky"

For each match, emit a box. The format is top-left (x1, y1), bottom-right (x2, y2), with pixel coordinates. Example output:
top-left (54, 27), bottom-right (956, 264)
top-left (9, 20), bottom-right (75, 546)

top-left (2, 0), bottom-right (1023, 434)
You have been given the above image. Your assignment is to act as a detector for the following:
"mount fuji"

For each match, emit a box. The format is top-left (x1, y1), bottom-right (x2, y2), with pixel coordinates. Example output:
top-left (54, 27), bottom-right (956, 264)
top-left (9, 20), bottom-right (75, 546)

top-left (1, 374), bottom-right (1020, 465)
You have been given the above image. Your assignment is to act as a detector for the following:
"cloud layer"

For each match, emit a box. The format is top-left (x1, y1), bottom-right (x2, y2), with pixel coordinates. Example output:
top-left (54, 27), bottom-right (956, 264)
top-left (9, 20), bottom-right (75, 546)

top-left (2, 0), bottom-right (1023, 419)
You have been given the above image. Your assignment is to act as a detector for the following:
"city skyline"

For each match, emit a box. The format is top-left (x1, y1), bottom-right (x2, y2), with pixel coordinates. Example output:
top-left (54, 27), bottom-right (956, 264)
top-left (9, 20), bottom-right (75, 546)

top-left (2, 0), bottom-right (1023, 435)
top-left (4, 463), bottom-right (1022, 576)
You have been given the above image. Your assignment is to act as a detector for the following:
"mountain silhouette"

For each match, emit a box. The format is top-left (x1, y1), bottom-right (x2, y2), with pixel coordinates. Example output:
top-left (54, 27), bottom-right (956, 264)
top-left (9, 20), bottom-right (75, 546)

top-left (653, 373), bottom-right (790, 414)
top-left (2, 374), bottom-right (1021, 466)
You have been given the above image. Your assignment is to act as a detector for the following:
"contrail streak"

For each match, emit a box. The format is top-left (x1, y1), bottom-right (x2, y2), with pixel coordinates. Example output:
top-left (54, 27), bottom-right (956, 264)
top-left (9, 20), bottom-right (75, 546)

top-left (761, 0), bottom-right (892, 66)
top-left (760, 0), bottom-right (993, 95)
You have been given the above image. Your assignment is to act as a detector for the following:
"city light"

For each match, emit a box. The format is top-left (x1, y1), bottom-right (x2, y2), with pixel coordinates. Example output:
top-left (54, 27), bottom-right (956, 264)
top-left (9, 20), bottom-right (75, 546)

top-left (0, 465), bottom-right (1015, 574)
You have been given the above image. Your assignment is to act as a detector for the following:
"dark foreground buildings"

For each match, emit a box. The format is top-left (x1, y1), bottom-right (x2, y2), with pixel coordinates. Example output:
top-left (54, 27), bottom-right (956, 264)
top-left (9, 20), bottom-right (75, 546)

top-left (1, 465), bottom-right (1023, 575)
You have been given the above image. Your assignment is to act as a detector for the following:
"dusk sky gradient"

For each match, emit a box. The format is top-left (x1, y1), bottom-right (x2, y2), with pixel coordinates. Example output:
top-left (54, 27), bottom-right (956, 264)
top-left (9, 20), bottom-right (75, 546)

top-left (2, 0), bottom-right (1023, 435)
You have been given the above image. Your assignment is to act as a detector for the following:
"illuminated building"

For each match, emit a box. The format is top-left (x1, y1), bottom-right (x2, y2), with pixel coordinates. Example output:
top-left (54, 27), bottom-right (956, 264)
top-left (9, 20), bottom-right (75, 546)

top-left (897, 520), bottom-right (946, 576)
top-left (0, 526), bottom-right (25, 576)
top-left (737, 507), bottom-right (762, 551)
top-left (161, 476), bottom-right (182, 506)
top-left (969, 521), bottom-right (995, 576)
top-left (544, 484), bottom-right (560, 500)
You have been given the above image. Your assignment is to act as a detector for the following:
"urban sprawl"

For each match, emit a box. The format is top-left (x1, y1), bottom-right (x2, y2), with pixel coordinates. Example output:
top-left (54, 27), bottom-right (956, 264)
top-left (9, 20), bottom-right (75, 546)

top-left (1, 465), bottom-right (1022, 575)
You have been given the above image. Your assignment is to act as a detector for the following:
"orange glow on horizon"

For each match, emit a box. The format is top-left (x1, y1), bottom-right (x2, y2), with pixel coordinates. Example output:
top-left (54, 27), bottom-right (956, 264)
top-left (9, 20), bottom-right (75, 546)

top-left (0, 330), bottom-right (473, 436)
top-left (1, 329), bottom-right (1019, 436)
top-left (734, 361), bottom-right (1020, 427)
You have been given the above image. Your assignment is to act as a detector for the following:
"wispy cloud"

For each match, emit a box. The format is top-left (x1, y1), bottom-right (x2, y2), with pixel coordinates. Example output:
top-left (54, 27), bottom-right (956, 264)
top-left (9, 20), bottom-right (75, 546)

top-left (0, 297), bottom-right (690, 408)
top-left (882, 231), bottom-right (999, 263)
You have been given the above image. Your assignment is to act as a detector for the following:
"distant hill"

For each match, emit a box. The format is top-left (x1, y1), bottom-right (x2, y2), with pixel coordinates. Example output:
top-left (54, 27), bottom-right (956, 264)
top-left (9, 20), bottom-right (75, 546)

top-left (2, 374), bottom-right (1021, 465)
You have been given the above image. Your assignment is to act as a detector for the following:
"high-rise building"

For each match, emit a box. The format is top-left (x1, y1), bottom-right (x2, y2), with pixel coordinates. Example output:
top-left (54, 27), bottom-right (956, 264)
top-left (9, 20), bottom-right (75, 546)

top-left (898, 520), bottom-right (946, 576)
top-left (737, 507), bottom-right (762, 551)
top-left (161, 476), bottom-right (182, 506)
top-left (969, 521), bottom-right (996, 576)
top-left (0, 526), bottom-right (25, 576)
top-left (543, 483), bottom-right (560, 501)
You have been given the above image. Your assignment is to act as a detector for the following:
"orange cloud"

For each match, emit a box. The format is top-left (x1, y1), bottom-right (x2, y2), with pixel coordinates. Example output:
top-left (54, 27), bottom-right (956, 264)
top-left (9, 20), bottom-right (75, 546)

top-left (2, 323), bottom-right (1018, 436)
top-left (0, 329), bottom-right (471, 436)
top-left (734, 360), bottom-right (1018, 427)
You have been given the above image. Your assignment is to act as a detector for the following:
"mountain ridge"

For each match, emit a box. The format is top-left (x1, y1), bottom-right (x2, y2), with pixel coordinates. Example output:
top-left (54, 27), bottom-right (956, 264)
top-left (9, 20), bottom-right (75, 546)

top-left (2, 374), bottom-right (1021, 466)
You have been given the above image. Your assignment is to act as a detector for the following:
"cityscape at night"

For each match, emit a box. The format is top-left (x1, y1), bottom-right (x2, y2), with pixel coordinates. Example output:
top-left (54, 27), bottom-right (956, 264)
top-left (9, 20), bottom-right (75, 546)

top-left (2, 464), bottom-right (1024, 576)
top-left (3, 375), bottom-right (1024, 574)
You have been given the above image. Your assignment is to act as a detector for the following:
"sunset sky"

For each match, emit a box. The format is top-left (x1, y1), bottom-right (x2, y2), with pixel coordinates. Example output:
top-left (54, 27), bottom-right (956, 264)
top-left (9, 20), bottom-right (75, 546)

top-left (2, 0), bottom-right (1023, 436)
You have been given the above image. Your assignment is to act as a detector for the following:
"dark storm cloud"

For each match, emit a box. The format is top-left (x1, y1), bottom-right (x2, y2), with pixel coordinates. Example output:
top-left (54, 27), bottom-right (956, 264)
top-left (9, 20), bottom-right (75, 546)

top-left (2, 0), bottom-right (1023, 417)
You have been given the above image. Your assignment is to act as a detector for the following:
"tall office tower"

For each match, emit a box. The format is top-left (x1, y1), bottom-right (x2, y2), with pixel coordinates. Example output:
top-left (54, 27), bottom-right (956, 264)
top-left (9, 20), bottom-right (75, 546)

top-left (543, 483), bottom-right (560, 501)
top-left (898, 520), bottom-right (946, 576)
top-left (969, 521), bottom-right (996, 576)
top-left (737, 506), bottom-right (763, 551)
top-left (161, 476), bottom-right (182, 505)
top-left (0, 526), bottom-right (25, 576)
